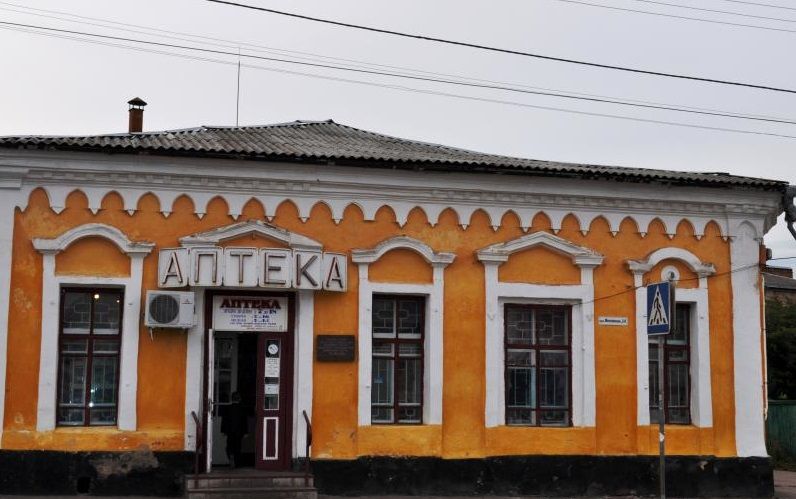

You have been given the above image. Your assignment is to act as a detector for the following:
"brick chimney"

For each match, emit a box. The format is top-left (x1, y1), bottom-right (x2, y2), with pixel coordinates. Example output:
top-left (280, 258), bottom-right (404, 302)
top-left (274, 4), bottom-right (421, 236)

top-left (127, 97), bottom-right (147, 133)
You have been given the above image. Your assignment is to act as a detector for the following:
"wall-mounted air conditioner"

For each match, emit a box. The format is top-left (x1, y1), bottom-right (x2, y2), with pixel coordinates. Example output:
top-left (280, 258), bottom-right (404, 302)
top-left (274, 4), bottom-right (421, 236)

top-left (144, 291), bottom-right (195, 329)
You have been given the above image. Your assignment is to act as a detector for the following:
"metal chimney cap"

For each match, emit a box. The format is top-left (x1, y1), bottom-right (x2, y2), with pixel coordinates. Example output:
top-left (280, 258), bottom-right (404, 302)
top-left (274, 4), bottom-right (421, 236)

top-left (127, 97), bottom-right (147, 107)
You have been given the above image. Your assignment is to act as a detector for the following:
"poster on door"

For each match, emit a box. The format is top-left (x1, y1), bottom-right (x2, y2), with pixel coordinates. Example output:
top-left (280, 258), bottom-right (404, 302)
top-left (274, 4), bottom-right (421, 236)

top-left (212, 296), bottom-right (288, 332)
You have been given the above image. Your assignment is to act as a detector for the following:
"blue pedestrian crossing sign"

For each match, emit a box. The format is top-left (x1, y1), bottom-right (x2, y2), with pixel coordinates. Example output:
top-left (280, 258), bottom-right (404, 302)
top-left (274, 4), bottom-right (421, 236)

top-left (647, 282), bottom-right (672, 335)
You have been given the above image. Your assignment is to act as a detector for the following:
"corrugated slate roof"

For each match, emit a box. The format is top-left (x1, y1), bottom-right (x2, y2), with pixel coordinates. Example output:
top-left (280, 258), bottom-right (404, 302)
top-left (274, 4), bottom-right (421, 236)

top-left (765, 273), bottom-right (796, 291)
top-left (0, 120), bottom-right (786, 189)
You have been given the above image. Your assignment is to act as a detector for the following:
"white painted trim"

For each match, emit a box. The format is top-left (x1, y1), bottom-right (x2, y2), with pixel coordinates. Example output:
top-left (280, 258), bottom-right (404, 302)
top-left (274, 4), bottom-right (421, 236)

top-left (33, 223), bottom-right (152, 432)
top-left (628, 247), bottom-right (716, 278)
top-left (32, 223), bottom-right (154, 255)
top-left (0, 196), bottom-right (16, 447)
top-left (352, 236), bottom-right (455, 266)
top-left (356, 239), bottom-right (452, 426)
top-left (293, 290), bottom-right (314, 458)
top-left (478, 230), bottom-right (603, 267)
top-left (184, 289), bottom-right (205, 451)
top-left (629, 248), bottom-right (714, 428)
top-left (180, 219), bottom-right (322, 251)
top-left (118, 255), bottom-right (145, 431)
top-left (730, 221), bottom-right (767, 456)
top-left (3, 149), bottom-right (783, 238)
top-left (480, 234), bottom-right (598, 428)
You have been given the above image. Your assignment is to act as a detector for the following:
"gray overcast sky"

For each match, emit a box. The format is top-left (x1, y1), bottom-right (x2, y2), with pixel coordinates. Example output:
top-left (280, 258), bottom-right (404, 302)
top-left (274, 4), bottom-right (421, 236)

top-left (1, 0), bottom-right (795, 267)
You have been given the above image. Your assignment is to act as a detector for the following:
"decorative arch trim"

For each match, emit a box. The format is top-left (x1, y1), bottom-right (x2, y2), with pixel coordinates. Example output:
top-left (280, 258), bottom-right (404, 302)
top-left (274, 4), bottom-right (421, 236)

top-left (179, 219), bottom-right (322, 251)
top-left (351, 236), bottom-right (456, 266)
top-left (32, 223), bottom-right (154, 255)
top-left (627, 247), bottom-right (715, 278)
top-left (477, 231), bottom-right (604, 268)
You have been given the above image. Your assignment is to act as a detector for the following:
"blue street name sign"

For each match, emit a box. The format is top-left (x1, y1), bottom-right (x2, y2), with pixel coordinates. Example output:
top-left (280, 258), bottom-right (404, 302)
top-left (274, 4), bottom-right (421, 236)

top-left (647, 282), bottom-right (671, 336)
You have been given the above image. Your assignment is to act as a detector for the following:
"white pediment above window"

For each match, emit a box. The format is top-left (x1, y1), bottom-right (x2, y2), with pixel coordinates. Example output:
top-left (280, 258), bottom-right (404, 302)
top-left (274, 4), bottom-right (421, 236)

top-left (32, 223), bottom-right (155, 256)
top-left (179, 219), bottom-right (323, 251)
top-left (627, 247), bottom-right (716, 278)
top-left (351, 235), bottom-right (456, 266)
top-left (477, 231), bottom-right (604, 268)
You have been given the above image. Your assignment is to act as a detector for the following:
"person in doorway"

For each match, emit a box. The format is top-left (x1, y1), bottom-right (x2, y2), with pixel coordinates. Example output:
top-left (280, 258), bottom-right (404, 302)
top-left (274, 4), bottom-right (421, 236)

top-left (220, 392), bottom-right (248, 468)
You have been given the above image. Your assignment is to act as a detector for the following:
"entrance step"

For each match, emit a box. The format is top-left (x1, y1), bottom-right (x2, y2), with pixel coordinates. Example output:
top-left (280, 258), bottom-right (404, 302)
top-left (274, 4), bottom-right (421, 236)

top-left (185, 471), bottom-right (316, 499)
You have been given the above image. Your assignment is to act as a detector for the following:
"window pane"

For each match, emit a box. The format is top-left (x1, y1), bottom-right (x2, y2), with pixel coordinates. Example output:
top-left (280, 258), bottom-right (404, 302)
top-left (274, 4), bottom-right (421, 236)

top-left (397, 299), bottom-right (422, 338)
top-left (90, 357), bottom-right (118, 406)
top-left (92, 292), bottom-right (121, 335)
top-left (539, 410), bottom-right (568, 427)
top-left (506, 408), bottom-right (534, 425)
top-left (506, 349), bottom-right (532, 367)
top-left (90, 408), bottom-right (116, 425)
top-left (372, 298), bottom-right (395, 337)
top-left (507, 366), bottom-right (535, 408)
top-left (668, 304), bottom-right (690, 345)
top-left (58, 408), bottom-right (85, 425)
top-left (372, 407), bottom-right (393, 423)
top-left (537, 309), bottom-right (568, 346)
top-left (373, 342), bottom-right (394, 356)
top-left (539, 350), bottom-right (568, 367)
top-left (668, 364), bottom-right (689, 408)
top-left (398, 406), bottom-right (421, 424)
top-left (397, 358), bottom-right (421, 404)
top-left (668, 408), bottom-right (690, 424)
top-left (539, 367), bottom-right (568, 408)
top-left (59, 356), bottom-right (86, 405)
top-left (506, 307), bottom-right (533, 344)
top-left (62, 339), bottom-right (88, 353)
top-left (398, 343), bottom-right (421, 357)
top-left (668, 349), bottom-right (688, 362)
top-left (93, 339), bottom-right (119, 354)
top-left (371, 358), bottom-right (394, 405)
top-left (62, 291), bottom-right (91, 334)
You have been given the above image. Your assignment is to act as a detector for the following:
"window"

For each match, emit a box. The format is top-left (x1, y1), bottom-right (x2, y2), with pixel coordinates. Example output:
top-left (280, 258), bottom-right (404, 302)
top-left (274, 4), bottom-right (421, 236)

top-left (649, 303), bottom-right (691, 424)
top-left (504, 304), bottom-right (571, 426)
top-left (58, 288), bottom-right (123, 426)
top-left (371, 295), bottom-right (424, 424)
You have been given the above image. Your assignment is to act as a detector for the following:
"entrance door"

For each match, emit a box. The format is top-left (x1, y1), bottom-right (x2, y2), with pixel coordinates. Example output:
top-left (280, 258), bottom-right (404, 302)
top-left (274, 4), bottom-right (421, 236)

top-left (256, 331), bottom-right (293, 470)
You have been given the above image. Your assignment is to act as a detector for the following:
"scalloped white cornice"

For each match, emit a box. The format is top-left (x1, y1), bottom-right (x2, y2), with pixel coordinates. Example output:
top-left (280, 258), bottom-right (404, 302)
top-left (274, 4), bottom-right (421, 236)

top-left (0, 151), bottom-right (782, 239)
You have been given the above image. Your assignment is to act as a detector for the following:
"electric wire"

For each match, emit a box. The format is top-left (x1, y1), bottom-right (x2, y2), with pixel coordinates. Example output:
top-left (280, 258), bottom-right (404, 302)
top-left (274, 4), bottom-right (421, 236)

top-left (3, 19), bottom-right (796, 128)
top-left (204, 0), bottom-right (796, 95)
top-left (2, 2), bottom-right (794, 124)
top-left (584, 256), bottom-right (795, 306)
top-left (552, 0), bottom-right (796, 34)
top-left (628, 0), bottom-right (796, 24)
top-left (714, 0), bottom-right (796, 12)
top-left (4, 22), bottom-right (796, 141)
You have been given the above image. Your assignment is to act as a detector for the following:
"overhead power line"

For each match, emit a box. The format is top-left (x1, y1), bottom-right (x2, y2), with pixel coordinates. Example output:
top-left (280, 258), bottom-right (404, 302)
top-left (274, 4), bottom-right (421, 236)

top-left (552, 0), bottom-right (796, 34)
top-left (628, 0), bottom-right (796, 24)
top-left (3, 19), bottom-right (796, 127)
top-left (204, 0), bottom-right (796, 95)
top-left (3, 2), bottom-right (794, 125)
top-left (716, 0), bottom-right (796, 12)
top-left (4, 22), bottom-right (796, 141)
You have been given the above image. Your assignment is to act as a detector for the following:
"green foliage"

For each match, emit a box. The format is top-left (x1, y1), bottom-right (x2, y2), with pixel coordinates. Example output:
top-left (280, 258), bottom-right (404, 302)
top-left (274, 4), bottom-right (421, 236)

top-left (766, 299), bottom-right (796, 400)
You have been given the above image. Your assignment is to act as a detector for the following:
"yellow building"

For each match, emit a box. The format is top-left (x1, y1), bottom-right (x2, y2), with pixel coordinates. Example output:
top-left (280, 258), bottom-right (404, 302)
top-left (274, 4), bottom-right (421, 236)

top-left (0, 115), bottom-right (788, 496)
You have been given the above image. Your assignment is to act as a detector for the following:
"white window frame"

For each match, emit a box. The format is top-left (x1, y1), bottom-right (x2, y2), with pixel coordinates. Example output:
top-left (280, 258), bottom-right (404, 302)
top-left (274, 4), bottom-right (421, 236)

top-left (352, 236), bottom-right (455, 426)
top-left (32, 223), bottom-right (153, 431)
top-left (628, 247), bottom-right (715, 428)
top-left (478, 232), bottom-right (603, 428)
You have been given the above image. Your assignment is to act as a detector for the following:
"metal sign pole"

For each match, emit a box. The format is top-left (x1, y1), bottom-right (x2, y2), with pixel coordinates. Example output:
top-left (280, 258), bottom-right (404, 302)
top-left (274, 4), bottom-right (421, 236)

top-left (658, 332), bottom-right (666, 499)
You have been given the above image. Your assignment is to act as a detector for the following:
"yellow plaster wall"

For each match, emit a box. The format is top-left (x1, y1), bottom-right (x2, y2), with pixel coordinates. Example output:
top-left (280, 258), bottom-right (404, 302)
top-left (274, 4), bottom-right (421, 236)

top-left (55, 237), bottom-right (130, 277)
top-left (3, 191), bottom-right (739, 459)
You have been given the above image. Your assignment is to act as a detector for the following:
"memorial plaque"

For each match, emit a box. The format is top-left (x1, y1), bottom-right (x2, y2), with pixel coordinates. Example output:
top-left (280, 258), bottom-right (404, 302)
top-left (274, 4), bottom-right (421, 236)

top-left (316, 335), bottom-right (356, 362)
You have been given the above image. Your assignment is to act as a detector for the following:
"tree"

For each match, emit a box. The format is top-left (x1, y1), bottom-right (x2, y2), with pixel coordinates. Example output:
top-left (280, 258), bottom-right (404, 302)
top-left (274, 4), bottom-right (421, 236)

top-left (766, 299), bottom-right (796, 400)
